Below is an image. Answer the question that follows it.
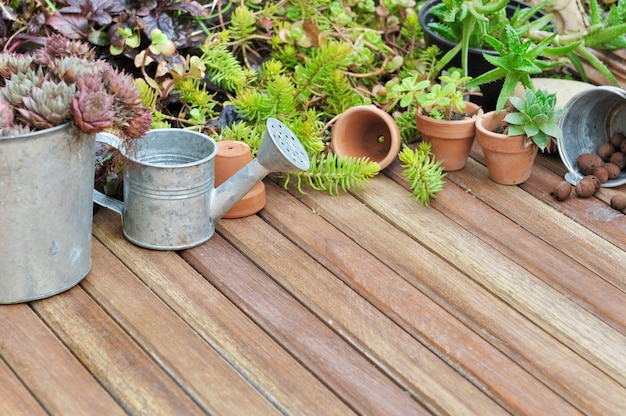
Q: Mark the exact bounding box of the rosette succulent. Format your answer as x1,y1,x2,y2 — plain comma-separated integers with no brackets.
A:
0,34,152,139
503,88,563,151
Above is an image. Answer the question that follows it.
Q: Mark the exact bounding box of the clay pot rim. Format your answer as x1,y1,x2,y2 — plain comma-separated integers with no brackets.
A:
331,105,401,169
476,111,537,154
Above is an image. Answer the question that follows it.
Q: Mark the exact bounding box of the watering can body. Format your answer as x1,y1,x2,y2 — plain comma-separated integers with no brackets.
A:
94,119,309,250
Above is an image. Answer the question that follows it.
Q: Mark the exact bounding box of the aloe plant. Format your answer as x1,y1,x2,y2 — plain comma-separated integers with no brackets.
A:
466,24,576,113
525,0,626,85
427,0,554,77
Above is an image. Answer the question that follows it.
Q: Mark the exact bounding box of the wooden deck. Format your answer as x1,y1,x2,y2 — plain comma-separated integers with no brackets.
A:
1,143,626,415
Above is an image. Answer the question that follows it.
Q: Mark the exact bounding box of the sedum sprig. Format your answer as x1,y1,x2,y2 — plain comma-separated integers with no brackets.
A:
399,142,446,206
281,152,380,196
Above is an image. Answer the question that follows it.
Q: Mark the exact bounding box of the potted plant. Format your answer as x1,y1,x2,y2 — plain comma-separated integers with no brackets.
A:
418,0,554,110
0,34,152,303
419,0,626,110
466,23,575,114
475,87,563,185
386,68,483,171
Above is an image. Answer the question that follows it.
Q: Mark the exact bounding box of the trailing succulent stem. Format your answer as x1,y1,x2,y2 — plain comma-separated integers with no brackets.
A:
281,152,380,196
399,143,446,206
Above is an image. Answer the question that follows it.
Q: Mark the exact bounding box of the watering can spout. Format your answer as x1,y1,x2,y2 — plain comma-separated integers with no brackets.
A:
210,117,310,220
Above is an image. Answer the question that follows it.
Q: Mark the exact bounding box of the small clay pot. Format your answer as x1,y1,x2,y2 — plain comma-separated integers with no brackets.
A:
415,102,483,171
215,141,266,218
330,105,401,169
475,111,538,185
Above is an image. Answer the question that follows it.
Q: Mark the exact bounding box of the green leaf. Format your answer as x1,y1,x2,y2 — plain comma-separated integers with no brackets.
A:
539,120,563,140
504,111,525,124
532,131,549,150
466,67,506,87
508,125,525,136
523,124,539,137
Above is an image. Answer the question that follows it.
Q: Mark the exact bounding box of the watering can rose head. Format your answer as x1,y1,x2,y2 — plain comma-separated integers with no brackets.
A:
0,34,152,139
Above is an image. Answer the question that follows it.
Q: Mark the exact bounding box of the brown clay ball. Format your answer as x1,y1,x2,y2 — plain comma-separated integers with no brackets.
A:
611,194,626,211
576,153,603,175
610,132,625,148
584,175,602,191
575,176,598,198
621,140,626,154
609,152,626,170
604,163,621,179
592,166,609,183
551,181,573,201
597,142,616,162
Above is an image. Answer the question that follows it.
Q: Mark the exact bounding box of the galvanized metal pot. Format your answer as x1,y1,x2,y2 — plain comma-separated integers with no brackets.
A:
558,86,626,187
0,123,95,304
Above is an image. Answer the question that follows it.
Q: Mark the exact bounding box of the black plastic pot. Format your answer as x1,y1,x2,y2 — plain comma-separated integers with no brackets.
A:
418,0,551,111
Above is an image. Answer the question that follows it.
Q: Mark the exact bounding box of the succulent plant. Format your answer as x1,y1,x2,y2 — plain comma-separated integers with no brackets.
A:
0,34,152,140
503,88,563,151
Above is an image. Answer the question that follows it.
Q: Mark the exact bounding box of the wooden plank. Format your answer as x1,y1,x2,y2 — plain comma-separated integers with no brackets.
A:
451,157,626,294
0,303,125,415
276,174,626,414
472,146,626,273
248,181,581,415
185,233,432,416
533,152,626,250
384,158,626,334
30,285,204,416
83,238,281,415
0,355,47,415
92,209,355,416
350,173,626,388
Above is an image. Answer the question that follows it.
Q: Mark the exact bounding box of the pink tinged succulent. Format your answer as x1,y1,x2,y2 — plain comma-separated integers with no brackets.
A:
0,97,14,127
16,80,75,129
1,69,44,106
71,77,116,134
0,54,35,79
34,34,94,66
120,106,153,139
107,66,142,105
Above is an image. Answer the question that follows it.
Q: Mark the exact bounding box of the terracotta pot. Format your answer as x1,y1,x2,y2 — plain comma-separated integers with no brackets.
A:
475,111,539,185
215,141,266,218
331,105,401,169
415,102,483,171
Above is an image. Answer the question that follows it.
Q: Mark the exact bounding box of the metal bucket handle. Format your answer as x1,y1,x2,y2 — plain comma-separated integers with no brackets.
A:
93,132,125,215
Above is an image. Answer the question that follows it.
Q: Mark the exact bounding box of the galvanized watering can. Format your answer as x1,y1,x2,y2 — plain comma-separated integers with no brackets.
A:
93,118,309,250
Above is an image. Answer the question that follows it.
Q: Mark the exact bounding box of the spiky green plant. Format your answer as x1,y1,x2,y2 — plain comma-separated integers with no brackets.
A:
398,142,446,206
200,40,248,93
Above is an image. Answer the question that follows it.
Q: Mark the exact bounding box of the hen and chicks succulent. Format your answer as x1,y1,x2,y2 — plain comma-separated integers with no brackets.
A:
0,34,152,139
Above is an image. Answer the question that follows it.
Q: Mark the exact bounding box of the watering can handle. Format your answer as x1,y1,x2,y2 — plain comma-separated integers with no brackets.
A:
93,132,125,216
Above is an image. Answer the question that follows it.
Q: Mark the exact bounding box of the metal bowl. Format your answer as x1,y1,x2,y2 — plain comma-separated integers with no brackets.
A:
558,86,626,187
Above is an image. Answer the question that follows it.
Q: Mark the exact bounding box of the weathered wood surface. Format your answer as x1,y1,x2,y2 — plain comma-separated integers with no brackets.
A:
1,147,626,415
